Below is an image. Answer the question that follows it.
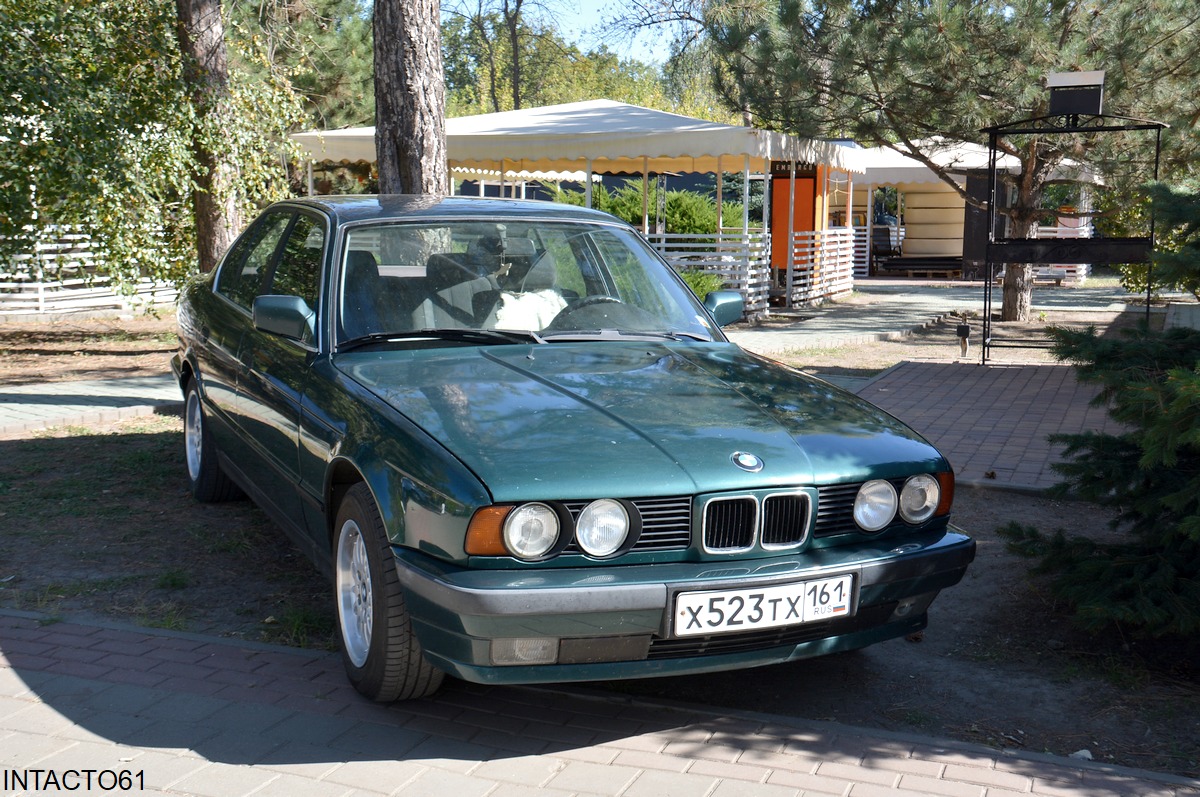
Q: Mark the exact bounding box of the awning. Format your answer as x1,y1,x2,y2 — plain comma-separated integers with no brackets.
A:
290,99,865,176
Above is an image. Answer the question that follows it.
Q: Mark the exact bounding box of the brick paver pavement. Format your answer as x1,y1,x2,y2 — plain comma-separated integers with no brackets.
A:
854,362,1124,491
2,611,1196,796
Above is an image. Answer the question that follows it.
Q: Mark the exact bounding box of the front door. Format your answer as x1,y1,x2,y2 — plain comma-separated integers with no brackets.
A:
235,211,327,542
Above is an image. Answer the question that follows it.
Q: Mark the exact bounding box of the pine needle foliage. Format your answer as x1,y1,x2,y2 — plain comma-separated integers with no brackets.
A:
998,182,1200,638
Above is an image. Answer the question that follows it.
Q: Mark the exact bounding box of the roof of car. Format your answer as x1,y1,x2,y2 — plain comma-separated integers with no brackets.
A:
278,195,628,226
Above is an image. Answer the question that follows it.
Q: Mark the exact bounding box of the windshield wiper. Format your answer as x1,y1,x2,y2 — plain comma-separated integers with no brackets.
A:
339,328,545,351
539,329,712,343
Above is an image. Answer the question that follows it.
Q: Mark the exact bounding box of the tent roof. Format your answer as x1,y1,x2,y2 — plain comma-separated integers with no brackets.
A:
859,140,1101,186
291,99,864,176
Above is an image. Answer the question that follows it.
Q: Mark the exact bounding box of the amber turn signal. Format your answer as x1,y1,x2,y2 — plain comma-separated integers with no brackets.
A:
935,471,955,517
465,506,513,556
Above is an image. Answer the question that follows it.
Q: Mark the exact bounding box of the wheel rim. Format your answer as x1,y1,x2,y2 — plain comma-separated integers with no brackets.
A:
185,390,203,483
335,519,373,668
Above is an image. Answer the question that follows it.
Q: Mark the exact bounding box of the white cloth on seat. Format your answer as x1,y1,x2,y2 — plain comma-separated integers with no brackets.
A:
494,289,567,331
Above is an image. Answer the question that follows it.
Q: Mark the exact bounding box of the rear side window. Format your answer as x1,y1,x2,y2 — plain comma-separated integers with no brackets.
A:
269,213,325,311
215,211,292,310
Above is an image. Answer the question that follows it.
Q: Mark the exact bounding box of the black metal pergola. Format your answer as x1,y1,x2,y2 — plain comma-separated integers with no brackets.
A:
980,108,1168,364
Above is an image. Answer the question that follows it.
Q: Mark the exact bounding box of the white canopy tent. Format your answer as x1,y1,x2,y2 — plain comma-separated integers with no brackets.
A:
856,141,1101,270
291,99,861,177
290,99,864,231
291,100,867,313
858,139,1101,187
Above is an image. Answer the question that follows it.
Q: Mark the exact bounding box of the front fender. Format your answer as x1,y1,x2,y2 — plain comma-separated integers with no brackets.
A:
315,361,492,564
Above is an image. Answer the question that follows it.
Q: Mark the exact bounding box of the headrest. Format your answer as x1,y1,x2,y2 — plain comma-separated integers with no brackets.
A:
503,238,536,258
346,250,378,274
519,252,557,292
426,253,482,290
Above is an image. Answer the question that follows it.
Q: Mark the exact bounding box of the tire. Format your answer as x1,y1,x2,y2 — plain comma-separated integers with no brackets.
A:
334,483,445,701
183,379,242,502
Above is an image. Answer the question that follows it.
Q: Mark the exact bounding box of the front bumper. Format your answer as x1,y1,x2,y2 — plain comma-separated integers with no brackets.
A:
395,526,975,684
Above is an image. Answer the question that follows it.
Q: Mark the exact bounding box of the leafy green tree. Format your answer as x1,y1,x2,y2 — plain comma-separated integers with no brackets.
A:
693,0,1200,321
0,1,192,281
1,1,301,284
442,5,670,116
228,0,374,128
1000,183,1200,639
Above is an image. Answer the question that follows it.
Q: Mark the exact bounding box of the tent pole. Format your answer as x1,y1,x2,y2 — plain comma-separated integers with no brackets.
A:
762,160,770,257
787,147,797,308
585,159,594,209
864,182,875,276
742,156,750,235
716,156,723,233
642,157,649,235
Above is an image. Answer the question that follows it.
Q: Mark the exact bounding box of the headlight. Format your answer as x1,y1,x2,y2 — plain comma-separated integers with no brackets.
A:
503,503,560,559
853,479,897,532
899,474,941,524
576,499,630,557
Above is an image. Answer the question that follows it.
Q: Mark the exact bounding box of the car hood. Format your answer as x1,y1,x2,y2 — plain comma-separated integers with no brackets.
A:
340,342,946,502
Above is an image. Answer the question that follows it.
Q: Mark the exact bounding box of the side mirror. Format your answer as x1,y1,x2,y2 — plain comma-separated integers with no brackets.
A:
253,295,315,342
703,290,744,327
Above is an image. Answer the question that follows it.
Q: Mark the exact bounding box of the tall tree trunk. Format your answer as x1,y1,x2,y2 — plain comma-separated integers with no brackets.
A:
999,151,1056,322
502,0,524,110
175,0,241,273
374,0,447,194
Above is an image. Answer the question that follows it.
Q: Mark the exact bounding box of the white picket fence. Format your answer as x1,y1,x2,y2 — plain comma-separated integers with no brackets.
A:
648,232,772,318
1,229,177,316
782,227,856,306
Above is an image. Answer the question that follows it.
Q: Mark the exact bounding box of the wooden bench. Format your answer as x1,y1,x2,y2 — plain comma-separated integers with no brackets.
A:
877,256,964,279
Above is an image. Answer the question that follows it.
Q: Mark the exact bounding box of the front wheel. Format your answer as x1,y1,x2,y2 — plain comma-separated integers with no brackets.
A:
334,483,445,701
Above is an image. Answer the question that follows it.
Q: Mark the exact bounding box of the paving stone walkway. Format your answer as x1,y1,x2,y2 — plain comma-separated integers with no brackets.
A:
2,611,1196,797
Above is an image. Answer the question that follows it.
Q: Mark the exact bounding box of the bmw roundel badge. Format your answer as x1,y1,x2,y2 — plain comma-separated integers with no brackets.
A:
731,451,764,472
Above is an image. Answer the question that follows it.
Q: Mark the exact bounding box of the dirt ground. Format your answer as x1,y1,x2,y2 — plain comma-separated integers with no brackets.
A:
0,314,177,384
0,308,1196,778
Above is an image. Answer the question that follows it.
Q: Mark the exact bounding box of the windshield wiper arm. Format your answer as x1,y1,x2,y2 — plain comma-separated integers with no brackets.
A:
339,328,545,352
540,329,712,343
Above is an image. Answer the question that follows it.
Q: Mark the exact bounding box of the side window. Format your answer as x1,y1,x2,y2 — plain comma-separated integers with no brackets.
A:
215,211,292,310
269,213,325,311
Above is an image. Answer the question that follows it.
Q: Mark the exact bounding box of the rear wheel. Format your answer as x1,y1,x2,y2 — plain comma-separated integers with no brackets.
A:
183,379,242,502
334,483,445,701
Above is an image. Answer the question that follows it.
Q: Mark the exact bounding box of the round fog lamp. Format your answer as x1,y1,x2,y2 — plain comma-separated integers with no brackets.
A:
854,479,898,532
899,474,940,524
576,499,630,557
503,503,560,559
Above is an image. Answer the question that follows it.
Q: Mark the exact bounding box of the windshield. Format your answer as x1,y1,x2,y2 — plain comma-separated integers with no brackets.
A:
337,219,722,345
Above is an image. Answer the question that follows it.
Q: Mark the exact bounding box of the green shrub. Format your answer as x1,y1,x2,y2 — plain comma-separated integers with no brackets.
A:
677,268,726,298
548,181,723,236
664,190,717,235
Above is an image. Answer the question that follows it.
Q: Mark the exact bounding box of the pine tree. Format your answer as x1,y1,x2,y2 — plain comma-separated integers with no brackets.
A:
702,0,1200,321
1000,183,1200,638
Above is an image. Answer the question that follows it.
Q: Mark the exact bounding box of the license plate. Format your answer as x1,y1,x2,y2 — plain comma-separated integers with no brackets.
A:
673,574,855,637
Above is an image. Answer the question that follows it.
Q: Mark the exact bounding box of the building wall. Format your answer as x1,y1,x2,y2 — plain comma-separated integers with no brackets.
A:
852,179,967,259
895,180,964,257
